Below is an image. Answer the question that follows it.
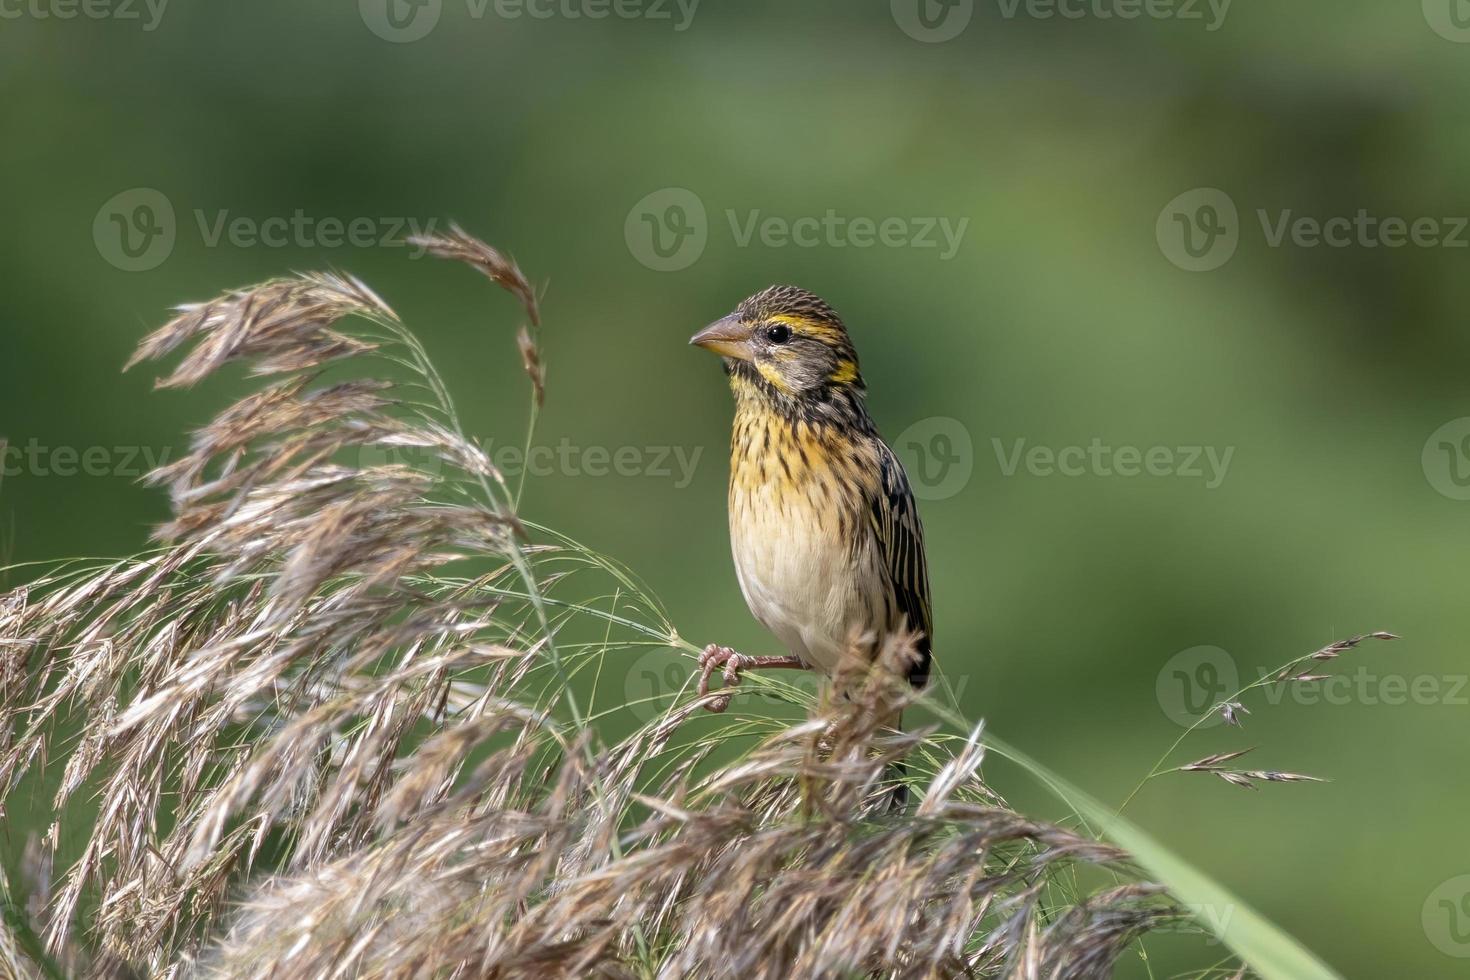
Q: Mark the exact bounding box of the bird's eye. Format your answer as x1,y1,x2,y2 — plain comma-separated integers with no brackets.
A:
765,324,792,345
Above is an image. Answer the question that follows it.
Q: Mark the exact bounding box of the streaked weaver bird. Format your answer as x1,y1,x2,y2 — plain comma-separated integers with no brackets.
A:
690,285,932,727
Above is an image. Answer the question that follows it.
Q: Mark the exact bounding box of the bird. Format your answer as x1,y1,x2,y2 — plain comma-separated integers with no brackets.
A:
689,285,932,728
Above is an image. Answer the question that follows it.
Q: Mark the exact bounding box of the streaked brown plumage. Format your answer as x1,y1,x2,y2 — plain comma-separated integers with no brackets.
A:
690,285,932,721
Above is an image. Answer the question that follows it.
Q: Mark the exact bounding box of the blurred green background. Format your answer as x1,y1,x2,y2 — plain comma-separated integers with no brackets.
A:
3,0,1469,975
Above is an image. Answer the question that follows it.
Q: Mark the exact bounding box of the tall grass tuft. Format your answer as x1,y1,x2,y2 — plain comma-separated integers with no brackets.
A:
0,231,1355,978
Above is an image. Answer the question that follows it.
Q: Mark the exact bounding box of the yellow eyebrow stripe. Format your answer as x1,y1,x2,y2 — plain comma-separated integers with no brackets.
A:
767,313,843,340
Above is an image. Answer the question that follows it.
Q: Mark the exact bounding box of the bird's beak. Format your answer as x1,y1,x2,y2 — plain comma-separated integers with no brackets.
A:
689,315,754,361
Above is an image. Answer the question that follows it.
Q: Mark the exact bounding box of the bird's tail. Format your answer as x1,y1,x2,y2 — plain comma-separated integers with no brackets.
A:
881,709,911,811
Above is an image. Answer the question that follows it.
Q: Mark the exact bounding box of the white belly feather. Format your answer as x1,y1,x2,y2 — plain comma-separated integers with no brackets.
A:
729,480,879,678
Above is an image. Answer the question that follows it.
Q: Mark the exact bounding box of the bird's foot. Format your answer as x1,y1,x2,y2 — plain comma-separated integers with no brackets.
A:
697,644,808,713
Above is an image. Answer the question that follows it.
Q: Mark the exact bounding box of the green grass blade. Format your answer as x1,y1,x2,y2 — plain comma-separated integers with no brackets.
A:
986,735,1342,980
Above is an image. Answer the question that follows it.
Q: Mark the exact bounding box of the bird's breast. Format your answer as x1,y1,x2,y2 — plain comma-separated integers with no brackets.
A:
726,409,882,676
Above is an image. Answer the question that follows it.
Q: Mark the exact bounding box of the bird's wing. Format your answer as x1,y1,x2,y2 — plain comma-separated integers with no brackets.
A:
870,441,933,687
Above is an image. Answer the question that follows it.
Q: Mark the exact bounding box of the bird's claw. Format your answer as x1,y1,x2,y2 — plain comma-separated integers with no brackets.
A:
697,645,811,712
698,644,747,713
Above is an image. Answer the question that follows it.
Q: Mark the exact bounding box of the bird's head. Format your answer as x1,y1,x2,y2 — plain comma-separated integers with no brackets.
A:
690,285,864,402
